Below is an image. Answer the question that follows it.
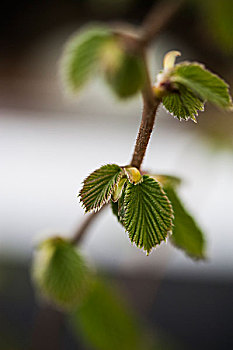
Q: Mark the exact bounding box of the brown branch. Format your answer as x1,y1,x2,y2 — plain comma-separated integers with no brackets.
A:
71,208,104,245
130,51,160,170
140,0,184,47
130,0,184,169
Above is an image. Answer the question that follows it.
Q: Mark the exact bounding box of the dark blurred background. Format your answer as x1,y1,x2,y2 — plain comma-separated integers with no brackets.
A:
1,0,233,349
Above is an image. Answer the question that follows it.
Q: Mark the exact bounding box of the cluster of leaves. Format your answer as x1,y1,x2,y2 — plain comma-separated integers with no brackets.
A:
155,51,232,122
61,27,232,122
79,164,205,258
61,26,146,99
32,238,173,350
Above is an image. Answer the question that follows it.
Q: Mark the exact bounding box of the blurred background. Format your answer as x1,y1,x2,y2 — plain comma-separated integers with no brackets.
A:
1,0,233,349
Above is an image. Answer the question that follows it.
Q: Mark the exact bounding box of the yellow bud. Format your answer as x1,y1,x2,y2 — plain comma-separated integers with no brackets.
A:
124,167,142,184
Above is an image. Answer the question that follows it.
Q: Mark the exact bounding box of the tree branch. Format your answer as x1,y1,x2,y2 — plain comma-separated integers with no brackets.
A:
71,208,104,245
130,0,183,169
130,51,160,170
140,0,184,47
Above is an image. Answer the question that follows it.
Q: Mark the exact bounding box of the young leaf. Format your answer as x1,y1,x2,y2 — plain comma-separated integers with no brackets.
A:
172,63,232,109
162,83,205,122
61,27,112,92
71,278,145,350
165,187,206,259
80,164,123,212
123,175,173,254
111,177,127,225
112,177,127,202
32,237,90,309
105,53,146,98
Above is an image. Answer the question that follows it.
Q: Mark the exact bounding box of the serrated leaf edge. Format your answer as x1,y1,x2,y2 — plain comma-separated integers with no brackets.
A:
161,101,205,123
171,61,233,109
123,176,174,255
79,165,124,213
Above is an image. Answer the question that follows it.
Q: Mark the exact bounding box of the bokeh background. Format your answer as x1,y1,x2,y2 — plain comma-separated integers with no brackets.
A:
1,0,233,349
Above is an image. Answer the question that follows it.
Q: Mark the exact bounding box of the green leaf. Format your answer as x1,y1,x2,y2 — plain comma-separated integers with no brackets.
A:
171,63,232,109
123,175,173,254
61,27,112,92
162,83,205,122
165,187,206,259
61,26,146,99
80,164,123,212
105,53,146,98
32,237,90,309
71,278,145,350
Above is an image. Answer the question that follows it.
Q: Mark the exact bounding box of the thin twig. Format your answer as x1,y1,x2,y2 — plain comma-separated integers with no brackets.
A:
130,0,184,169
71,208,105,245
140,0,184,47
130,50,160,170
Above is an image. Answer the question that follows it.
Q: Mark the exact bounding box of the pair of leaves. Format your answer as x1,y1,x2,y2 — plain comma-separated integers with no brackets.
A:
61,27,146,98
157,52,232,121
32,237,90,309
79,165,205,258
80,164,173,254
